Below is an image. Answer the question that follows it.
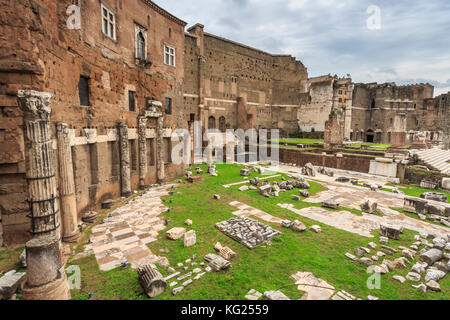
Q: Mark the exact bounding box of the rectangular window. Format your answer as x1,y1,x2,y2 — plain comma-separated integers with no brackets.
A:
78,76,90,106
164,45,175,66
165,97,172,115
128,91,135,112
101,4,115,40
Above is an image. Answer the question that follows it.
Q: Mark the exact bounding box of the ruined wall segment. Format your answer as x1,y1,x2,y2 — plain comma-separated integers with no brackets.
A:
350,82,440,144
184,24,308,136
0,0,186,245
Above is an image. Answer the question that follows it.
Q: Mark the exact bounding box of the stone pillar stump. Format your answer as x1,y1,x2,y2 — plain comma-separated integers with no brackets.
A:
21,235,70,300
56,123,80,243
118,121,132,197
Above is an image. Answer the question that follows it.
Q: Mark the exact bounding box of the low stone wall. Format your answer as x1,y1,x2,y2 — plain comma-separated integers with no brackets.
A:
295,132,324,139
404,167,448,186
279,148,374,173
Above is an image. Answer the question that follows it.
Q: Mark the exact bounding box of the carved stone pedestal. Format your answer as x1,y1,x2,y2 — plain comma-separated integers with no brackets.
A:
21,235,70,300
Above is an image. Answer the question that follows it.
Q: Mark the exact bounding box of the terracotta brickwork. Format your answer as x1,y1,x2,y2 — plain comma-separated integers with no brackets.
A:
350,82,445,144
0,0,186,245
184,24,309,136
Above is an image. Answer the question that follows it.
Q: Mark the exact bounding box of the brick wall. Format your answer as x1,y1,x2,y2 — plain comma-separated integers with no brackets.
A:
0,0,187,245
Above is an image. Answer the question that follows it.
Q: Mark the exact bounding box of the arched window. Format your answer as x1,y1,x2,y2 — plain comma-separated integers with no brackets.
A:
219,116,226,132
136,31,145,59
208,116,216,130
371,99,376,109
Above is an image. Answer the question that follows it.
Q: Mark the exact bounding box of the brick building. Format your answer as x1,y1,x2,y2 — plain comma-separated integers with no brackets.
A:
0,1,448,247
300,77,448,146
0,0,187,245
184,24,309,136
349,82,442,144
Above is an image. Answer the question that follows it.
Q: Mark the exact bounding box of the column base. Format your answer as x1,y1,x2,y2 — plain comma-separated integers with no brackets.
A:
121,191,133,198
63,230,81,243
21,272,71,300
139,184,148,190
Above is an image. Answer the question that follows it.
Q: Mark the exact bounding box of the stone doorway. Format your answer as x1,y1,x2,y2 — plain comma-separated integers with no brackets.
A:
366,129,374,143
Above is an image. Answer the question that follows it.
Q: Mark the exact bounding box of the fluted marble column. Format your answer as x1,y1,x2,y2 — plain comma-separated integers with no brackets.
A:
56,123,80,243
17,90,60,239
118,121,132,197
138,116,148,189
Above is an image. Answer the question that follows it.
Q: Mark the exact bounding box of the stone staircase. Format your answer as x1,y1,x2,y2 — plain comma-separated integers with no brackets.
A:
412,147,450,174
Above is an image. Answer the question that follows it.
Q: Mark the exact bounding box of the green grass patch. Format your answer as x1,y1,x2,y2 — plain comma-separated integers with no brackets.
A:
386,184,450,203
68,163,449,300
0,246,24,274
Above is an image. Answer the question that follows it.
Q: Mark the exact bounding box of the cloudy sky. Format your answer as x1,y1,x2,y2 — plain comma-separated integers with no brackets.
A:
158,0,450,96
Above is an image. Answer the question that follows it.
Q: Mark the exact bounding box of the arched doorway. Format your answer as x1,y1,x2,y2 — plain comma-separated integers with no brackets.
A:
366,129,375,143
219,116,226,132
208,116,216,130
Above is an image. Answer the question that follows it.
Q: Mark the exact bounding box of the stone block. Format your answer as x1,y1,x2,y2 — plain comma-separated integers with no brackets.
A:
183,230,197,247
380,224,402,240
426,203,444,216
362,200,377,214
166,227,186,240
322,200,339,209
291,220,307,232
442,178,450,191
262,291,290,300
420,192,447,203
0,270,26,300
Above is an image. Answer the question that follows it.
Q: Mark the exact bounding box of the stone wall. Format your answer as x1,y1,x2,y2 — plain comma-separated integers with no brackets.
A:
279,148,373,173
184,24,308,136
298,76,353,138
350,82,444,144
0,0,187,245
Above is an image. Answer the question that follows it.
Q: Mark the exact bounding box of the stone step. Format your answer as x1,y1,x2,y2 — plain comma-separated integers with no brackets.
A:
421,153,450,162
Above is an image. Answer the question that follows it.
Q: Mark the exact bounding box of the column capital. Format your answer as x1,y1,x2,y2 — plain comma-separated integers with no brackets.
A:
17,90,52,121
138,116,148,126
56,122,70,136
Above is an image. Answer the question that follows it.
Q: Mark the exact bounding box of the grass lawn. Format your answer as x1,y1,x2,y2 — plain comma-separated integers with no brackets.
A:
270,138,324,145
390,207,448,228
386,184,450,204
348,143,391,150
0,246,24,274
65,163,449,300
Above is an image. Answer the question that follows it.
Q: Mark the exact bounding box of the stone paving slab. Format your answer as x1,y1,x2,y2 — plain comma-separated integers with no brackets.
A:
84,185,174,271
223,175,281,188
279,204,378,237
291,271,336,300
267,164,449,238
229,201,284,224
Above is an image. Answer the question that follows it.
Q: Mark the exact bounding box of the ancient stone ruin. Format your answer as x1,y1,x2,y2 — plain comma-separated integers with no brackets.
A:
215,217,282,249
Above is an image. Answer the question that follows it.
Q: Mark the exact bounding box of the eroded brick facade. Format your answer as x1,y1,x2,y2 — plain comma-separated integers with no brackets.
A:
0,0,187,245
184,24,309,136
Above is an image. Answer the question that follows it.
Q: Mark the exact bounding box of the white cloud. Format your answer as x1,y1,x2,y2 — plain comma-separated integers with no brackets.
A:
156,0,450,89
